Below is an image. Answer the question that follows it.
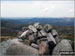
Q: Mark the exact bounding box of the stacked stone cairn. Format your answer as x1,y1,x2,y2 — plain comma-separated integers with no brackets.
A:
3,22,73,56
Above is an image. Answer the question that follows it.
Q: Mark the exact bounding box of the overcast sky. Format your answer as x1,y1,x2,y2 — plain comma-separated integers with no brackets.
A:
1,1,74,18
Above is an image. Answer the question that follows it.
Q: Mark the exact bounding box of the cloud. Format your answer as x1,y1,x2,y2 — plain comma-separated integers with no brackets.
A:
1,1,74,17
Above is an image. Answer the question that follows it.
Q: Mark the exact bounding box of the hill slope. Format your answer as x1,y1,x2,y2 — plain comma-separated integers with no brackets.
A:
1,17,74,26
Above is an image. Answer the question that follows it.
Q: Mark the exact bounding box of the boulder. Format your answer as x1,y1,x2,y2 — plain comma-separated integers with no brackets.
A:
52,39,73,56
5,39,39,55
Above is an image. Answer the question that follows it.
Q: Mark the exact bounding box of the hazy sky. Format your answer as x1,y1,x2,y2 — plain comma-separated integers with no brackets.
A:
1,1,74,17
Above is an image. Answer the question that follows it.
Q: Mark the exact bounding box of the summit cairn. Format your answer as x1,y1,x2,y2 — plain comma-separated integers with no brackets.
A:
18,22,73,55
4,22,73,55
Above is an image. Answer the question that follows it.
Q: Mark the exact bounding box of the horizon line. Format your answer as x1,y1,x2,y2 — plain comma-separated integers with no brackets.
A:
1,17,75,18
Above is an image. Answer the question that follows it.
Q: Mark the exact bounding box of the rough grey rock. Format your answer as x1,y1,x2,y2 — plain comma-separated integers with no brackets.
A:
31,43,39,49
34,22,40,28
52,39,73,56
1,39,39,55
47,33,56,44
51,29,61,44
28,25,37,33
19,30,29,38
44,24,53,32
44,24,60,44
34,22,43,30
40,29,47,36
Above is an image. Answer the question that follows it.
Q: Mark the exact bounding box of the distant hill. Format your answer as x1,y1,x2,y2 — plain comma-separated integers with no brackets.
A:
1,17,74,36
1,19,19,29
1,17,74,26
1,18,74,43
1,19,32,36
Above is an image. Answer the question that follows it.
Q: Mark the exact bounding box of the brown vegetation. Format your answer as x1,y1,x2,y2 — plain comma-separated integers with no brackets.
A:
0,36,16,42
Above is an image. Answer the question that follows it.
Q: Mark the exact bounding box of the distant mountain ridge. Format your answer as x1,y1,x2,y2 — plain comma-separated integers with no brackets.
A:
1,17,74,26
1,17,74,36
